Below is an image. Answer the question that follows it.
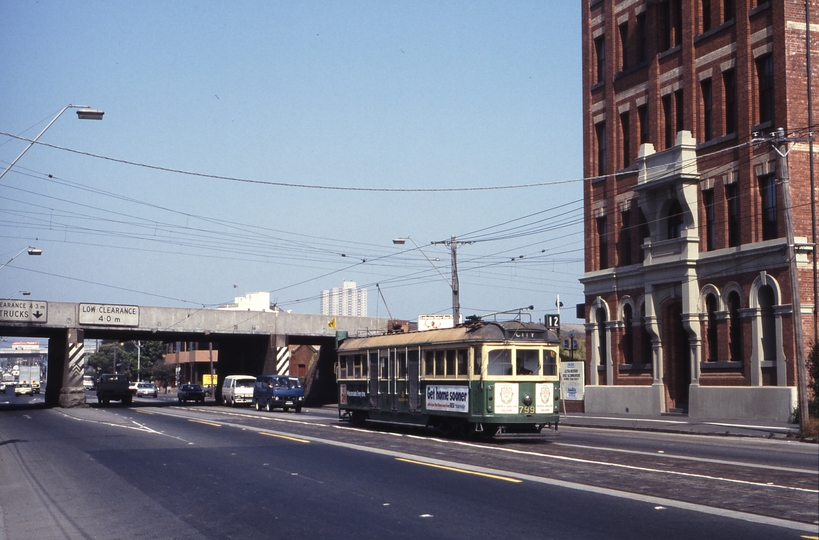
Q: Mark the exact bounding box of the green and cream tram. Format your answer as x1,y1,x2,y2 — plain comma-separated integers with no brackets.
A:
336,318,560,437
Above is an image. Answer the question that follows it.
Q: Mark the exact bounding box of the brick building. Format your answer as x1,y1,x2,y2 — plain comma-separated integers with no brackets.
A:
580,0,817,421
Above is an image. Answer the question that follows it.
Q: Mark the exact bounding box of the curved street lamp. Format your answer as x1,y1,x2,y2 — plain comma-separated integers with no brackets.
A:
0,246,42,271
0,104,104,182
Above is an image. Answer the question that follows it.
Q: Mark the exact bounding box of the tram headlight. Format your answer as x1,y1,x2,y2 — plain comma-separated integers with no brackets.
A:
523,393,532,406
487,405,493,413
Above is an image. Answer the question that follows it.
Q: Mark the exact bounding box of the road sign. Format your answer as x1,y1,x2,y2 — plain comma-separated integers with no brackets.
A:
545,314,560,329
0,300,48,323
79,303,139,326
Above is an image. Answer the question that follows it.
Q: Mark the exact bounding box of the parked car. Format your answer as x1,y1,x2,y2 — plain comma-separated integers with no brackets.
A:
252,375,305,412
15,383,33,397
129,381,138,394
221,375,256,406
177,384,206,403
136,381,158,398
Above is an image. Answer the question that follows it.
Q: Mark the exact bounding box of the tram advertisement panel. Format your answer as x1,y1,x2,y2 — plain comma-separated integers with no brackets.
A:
340,383,367,406
535,382,554,414
425,385,469,413
494,383,519,414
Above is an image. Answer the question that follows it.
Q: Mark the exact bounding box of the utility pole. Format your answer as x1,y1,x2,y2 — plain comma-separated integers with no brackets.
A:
769,128,811,433
431,236,473,324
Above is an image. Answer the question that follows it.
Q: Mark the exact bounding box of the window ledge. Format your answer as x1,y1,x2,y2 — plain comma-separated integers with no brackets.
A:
752,121,773,133
591,81,605,92
615,60,650,80
694,19,735,44
658,45,681,60
701,361,742,370
696,132,737,150
749,2,771,17
618,363,652,372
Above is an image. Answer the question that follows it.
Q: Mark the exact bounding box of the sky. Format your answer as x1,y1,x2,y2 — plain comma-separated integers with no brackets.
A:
0,1,584,326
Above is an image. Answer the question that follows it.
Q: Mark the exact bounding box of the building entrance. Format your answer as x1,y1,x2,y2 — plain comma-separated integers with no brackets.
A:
662,300,690,412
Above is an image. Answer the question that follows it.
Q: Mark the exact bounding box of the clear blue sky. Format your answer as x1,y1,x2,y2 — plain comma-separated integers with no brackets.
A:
1,1,584,323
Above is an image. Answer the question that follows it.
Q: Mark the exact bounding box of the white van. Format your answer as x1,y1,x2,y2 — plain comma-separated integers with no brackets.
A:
221,375,256,406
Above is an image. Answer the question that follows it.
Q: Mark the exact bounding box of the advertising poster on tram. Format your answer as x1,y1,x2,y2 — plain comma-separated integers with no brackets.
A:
493,382,519,414
425,385,469,413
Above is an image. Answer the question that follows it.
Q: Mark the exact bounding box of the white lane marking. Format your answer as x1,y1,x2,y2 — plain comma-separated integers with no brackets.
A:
149,407,818,495
174,406,819,476
57,409,195,444
553,441,819,475
115,407,818,533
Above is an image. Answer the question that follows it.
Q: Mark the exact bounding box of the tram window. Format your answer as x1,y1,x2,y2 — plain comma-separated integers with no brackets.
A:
473,346,482,376
544,350,557,376
353,354,363,378
368,351,377,377
516,349,539,375
380,356,389,379
424,351,435,376
487,349,512,375
457,349,468,377
397,350,407,378
446,350,456,377
435,350,445,376
339,356,348,378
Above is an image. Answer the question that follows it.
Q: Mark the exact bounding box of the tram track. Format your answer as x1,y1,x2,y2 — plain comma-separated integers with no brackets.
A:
137,404,818,527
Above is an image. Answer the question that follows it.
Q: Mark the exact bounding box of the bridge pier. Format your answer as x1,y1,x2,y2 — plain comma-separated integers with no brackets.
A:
59,328,86,408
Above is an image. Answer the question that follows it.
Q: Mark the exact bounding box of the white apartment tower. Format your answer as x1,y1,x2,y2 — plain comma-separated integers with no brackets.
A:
321,281,368,317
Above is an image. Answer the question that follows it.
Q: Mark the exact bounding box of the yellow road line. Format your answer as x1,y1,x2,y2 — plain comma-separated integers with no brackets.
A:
259,432,310,444
396,458,522,483
135,410,154,415
189,419,221,427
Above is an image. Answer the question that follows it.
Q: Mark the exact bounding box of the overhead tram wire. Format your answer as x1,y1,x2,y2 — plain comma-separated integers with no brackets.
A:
2,129,760,194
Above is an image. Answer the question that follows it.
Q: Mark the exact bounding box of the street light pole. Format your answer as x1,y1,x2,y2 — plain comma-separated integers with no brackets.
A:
0,104,104,182
0,246,42,271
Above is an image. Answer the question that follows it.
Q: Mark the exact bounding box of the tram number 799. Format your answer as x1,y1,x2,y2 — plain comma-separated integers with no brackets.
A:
519,405,535,414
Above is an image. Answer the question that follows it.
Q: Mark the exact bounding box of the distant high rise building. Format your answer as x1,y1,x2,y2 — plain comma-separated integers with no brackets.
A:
321,281,368,317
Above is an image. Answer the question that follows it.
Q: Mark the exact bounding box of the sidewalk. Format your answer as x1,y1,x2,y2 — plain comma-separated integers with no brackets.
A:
557,411,802,440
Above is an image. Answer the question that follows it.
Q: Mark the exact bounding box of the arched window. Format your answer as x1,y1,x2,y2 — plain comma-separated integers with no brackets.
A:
727,291,743,363
623,304,634,364
758,285,776,361
667,199,685,239
596,307,607,366
705,294,718,361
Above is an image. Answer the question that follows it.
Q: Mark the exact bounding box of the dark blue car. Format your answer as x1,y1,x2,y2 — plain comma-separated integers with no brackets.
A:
253,375,305,412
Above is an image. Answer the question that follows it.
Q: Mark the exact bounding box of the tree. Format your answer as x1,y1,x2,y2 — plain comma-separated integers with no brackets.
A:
152,359,176,389
135,341,165,381
85,341,136,378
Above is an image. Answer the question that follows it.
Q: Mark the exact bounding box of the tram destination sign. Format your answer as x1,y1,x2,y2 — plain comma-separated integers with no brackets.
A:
79,303,139,327
0,300,48,323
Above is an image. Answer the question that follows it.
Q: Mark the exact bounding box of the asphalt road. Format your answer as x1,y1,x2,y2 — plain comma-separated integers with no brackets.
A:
0,399,816,539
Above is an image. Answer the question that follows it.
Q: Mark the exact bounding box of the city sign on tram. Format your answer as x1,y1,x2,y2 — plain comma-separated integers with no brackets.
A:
79,303,139,326
0,300,48,323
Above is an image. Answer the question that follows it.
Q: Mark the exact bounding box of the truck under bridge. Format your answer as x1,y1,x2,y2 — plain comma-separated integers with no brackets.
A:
0,300,389,408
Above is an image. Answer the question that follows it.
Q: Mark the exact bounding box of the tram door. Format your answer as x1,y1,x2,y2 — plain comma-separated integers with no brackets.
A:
368,351,379,409
408,349,420,412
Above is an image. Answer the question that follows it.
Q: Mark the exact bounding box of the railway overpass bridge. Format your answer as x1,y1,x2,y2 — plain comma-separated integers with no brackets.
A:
0,300,389,408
